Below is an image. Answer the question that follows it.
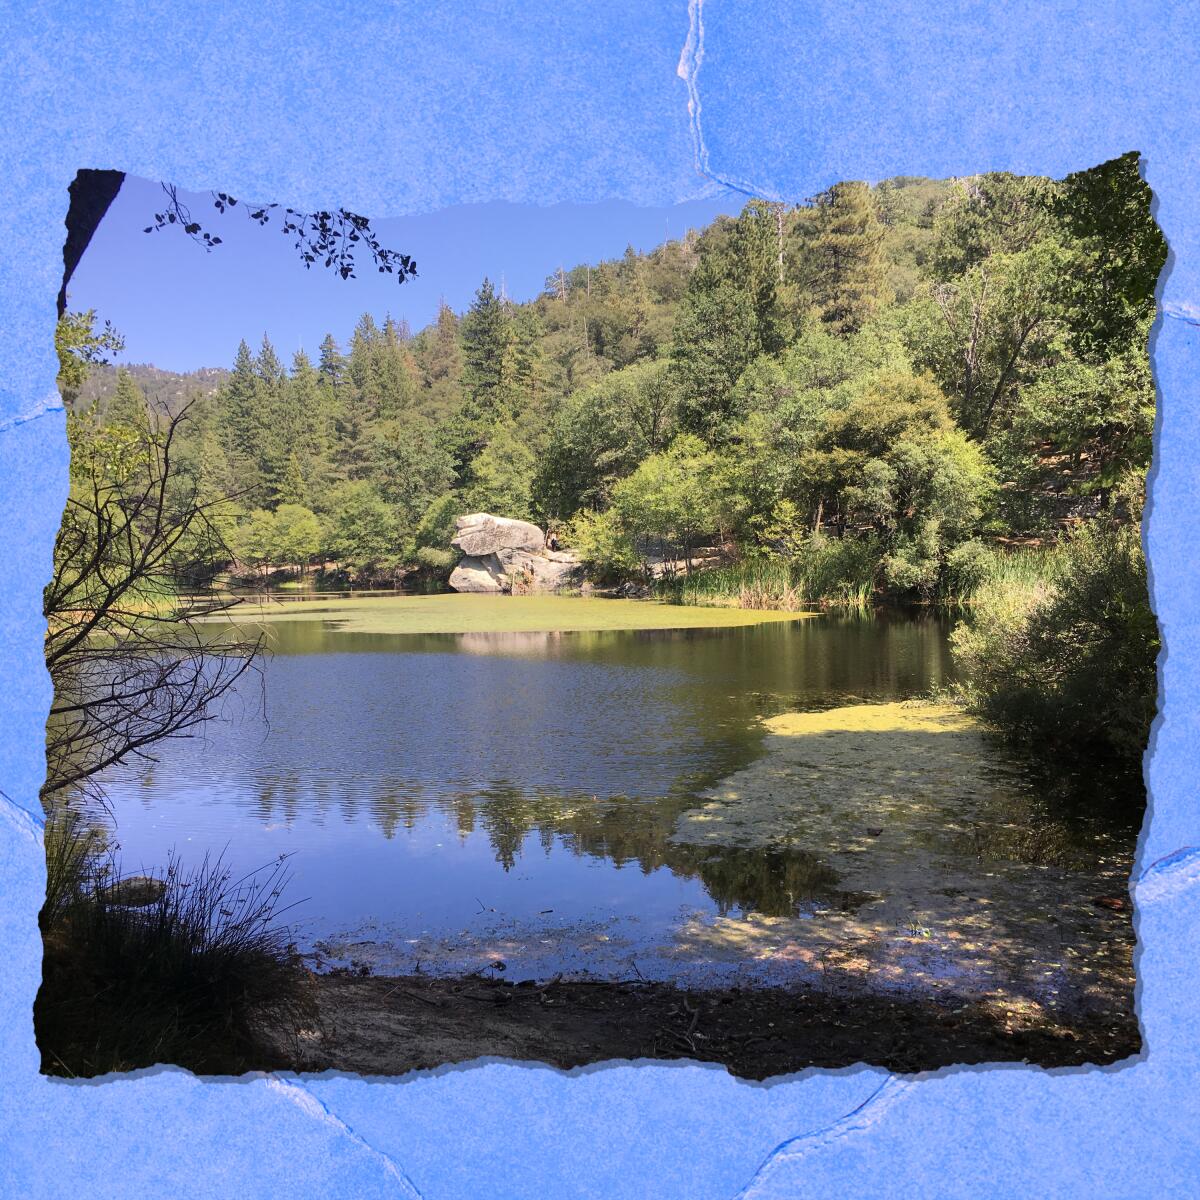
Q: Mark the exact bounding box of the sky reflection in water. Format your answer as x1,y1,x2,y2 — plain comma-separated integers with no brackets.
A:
96,613,1138,1001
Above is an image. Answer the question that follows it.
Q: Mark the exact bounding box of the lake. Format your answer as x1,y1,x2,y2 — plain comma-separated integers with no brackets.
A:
93,595,1140,1017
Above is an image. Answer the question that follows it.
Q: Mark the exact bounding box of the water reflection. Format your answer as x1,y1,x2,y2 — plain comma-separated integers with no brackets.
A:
93,612,1140,1006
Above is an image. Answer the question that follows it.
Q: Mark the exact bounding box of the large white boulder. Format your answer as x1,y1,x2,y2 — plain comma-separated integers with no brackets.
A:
497,547,585,593
446,513,584,594
451,513,545,557
448,554,508,593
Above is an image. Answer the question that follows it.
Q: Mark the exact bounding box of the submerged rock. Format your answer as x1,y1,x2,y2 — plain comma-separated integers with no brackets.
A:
448,512,583,594
108,875,166,907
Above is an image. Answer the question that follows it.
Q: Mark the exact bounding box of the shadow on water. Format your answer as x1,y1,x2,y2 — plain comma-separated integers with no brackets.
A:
425,782,876,918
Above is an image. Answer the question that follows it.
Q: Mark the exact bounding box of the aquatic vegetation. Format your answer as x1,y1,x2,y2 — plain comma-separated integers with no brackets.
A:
660,538,878,611
951,520,1156,765
667,700,1135,1015
219,592,816,636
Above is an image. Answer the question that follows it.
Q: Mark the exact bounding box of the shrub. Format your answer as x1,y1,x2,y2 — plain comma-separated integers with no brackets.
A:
414,492,461,553
566,507,642,582
37,847,314,1077
415,544,455,571
942,539,995,599
951,521,1157,765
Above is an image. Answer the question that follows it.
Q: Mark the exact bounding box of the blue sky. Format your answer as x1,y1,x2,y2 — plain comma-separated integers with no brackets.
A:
67,174,746,373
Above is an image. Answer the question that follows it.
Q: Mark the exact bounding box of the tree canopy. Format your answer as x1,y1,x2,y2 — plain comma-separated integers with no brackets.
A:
75,153,1162,600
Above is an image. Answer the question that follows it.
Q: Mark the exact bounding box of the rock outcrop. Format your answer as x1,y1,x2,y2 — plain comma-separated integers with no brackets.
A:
448,513,584,594
451,513,545,558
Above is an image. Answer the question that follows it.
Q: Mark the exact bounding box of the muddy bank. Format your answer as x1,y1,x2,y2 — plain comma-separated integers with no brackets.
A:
266,969,1138,1080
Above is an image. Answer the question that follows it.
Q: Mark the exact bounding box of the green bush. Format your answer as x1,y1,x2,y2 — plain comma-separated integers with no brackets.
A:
566,507,642,582
414,544,455,571
943,539,995,599
414,492,461,553
951,521,1157,764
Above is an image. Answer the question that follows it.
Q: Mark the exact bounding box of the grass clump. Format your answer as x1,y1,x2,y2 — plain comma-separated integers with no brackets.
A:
662,537,878,611
37,819,314,1077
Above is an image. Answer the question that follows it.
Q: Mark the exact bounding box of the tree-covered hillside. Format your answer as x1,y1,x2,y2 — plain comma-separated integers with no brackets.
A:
80,153,1161,605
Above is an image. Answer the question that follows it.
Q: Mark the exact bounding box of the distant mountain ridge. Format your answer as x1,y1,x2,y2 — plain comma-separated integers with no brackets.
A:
77,362,229,413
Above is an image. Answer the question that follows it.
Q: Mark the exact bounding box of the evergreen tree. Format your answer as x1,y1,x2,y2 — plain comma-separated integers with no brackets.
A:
256,335,300,507
729,199,792,355
798,181,888,335
460,278,513,419
669,258,760,443
255,334,286,388
179,392,232,505
414,301,463,417
217,339,265,499
1053,151,1167,361
287,350,331,494
318,333,348,389
105,368,148,431
465,419,538,522
373,316,417,422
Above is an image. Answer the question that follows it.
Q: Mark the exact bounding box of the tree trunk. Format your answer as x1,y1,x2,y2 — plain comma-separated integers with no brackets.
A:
59,169,126,316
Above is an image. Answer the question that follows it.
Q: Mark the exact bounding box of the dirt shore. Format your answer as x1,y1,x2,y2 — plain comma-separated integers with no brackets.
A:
265,970,1139,1080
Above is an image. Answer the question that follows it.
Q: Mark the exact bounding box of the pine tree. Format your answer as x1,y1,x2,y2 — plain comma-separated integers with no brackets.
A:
799,182,888,335
507,306,545,414
256,335,299,507
105,368,148,431
669,257,760,443
184,393,233,503
288,349,329,482
460,278,513,420
373,316,417,422
256,334,286,388
730,200,792,354
318,333,347,389
413,301,463,419
217,339,265,498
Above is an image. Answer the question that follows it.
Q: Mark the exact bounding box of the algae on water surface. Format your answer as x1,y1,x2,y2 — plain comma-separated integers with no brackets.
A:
217,593,818,636
666,701,1136,1023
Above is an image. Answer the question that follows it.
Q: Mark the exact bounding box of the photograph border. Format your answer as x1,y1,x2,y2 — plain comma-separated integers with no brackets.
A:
1,3,1197,1196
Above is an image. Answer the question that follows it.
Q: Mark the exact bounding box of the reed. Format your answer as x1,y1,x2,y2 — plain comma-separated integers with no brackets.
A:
661,538,877,611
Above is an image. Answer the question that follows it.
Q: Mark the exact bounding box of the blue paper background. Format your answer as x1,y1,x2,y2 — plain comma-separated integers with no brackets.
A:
1,2,1198,1194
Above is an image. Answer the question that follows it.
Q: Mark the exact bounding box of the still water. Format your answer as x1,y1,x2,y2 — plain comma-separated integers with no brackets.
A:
96,602,1138,1007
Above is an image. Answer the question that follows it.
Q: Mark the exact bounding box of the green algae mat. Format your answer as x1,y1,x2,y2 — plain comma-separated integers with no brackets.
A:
219,593,817,636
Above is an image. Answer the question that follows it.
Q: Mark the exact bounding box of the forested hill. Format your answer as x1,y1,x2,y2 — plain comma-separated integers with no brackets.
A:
78,363,228,413
87,153,1163,593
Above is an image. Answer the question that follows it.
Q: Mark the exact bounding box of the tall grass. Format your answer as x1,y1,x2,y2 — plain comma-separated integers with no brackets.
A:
941,539,1065,607
37,834,314,1077
42,809,104,929
661,538,878,610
